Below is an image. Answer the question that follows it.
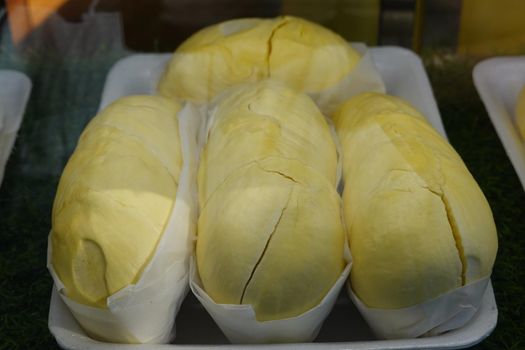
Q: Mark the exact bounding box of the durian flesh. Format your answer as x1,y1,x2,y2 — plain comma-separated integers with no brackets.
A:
197,158,345,321
51,95,182,307
334,92,498,309
197,81,345,321
157,16,360,103
198,80,338,206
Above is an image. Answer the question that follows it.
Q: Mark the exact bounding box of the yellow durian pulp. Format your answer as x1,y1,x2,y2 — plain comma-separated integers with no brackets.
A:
334,92,498,309
197,81,345,321
516,84,525,141
268,17,360,92
51,95,182,307
197,158,345,321
198,80,338,206
158,16,360,103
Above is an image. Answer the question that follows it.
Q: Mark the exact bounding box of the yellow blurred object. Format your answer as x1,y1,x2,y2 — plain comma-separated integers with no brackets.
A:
197,81,344,321
51,96,182,307
458,0,525,55
7,0,68,43
334,93,498,309
516,85,525,141
158,16,360,103
198,80,337,206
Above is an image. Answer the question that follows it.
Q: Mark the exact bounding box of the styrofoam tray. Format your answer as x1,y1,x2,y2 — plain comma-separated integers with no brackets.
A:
49,46,497,349
0,70,31,186
473,56,525,191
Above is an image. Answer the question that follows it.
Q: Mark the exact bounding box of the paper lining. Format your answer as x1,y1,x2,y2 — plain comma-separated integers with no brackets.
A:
189,244,352,344
311,43,386,117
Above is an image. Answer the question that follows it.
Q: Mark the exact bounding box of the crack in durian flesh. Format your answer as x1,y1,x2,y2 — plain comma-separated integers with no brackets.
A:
380,119,468,287
239,182,294,303
425,186,466,285
266,19,290,78
262,170,299,184
350,114,468,289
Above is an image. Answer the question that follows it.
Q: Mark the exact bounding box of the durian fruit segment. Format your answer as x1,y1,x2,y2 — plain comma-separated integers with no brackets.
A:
515,84,525,141
197,157,345,321
334,92,498,309
51,95,182,307
158,18,274,103
268,16,360,93
157,16,360,103
198,80,337,206
197,80,344,321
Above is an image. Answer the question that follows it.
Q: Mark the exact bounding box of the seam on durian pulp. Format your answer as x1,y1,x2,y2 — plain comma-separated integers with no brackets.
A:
432,149,466,286
199,156,298,212
263,170,299,183
378,118,467,286
239,183,294,304
266,20,290,78
425,186,466,286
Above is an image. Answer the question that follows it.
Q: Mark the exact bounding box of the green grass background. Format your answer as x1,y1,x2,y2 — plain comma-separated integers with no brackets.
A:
0,23,524,350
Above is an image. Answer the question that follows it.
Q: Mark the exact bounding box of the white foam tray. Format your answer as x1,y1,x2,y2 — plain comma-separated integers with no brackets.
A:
473,56,525,191
49,46,497,349
0,70,31,186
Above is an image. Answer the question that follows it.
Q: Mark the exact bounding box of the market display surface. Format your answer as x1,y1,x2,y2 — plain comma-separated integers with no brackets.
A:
0,14,523,350
473,57,525,191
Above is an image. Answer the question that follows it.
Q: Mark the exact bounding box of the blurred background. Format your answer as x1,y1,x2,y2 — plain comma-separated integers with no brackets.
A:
1,0,525,55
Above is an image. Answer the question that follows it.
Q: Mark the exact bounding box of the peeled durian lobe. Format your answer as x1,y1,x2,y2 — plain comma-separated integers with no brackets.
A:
51,95,182,307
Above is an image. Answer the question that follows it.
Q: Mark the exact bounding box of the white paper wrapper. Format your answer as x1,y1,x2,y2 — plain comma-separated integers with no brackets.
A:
0,70,31,186
47,102,203,344
311,43,386,116
189,244,352,344
348,277,490,340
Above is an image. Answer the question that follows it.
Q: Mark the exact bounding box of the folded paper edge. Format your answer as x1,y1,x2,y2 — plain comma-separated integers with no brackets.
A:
347,276,490,339
189,241,352,343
